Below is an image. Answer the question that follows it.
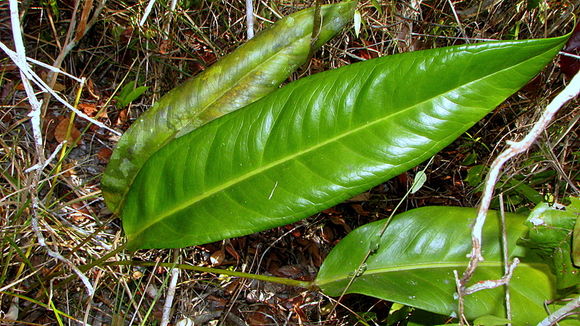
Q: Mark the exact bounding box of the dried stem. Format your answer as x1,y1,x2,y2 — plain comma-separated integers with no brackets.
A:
160,249,180,326
537,296,580,326
6,0,95,297
246,0,255,39
458,71,580,320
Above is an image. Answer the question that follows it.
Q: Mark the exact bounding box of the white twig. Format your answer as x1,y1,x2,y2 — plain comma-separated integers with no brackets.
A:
499,195,512,325
246,0,255,39
26,57,84,82
0,42,120,136
8,0,95,297
464,258,519,295
537,296,580,326
24,141,66,173
140,0,157,26
161,251,180,326
463,71,580,285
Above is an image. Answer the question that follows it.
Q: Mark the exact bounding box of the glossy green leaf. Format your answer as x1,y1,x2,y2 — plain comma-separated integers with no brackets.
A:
101,2,356,214
122,36,567,249
518,202,579,289
315,207,556,325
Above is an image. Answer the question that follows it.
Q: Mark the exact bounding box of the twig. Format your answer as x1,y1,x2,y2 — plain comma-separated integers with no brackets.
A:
0,42,120,136
7,0,95,297
246,0,255,39
537,296,580,326
446,0,469,42
459,71,580,319
140,0,157,26
160,250,180,326
499,195,512,325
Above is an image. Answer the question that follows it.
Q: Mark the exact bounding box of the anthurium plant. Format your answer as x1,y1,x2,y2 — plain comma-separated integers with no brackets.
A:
102,3,577,324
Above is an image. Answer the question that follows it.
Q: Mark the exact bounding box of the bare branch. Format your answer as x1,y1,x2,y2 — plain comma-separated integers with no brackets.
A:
462,71,580,285
537,296,580,326
246,0,255,39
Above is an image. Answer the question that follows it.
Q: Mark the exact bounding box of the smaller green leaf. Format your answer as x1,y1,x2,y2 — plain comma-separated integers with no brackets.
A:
316,207,557,325
572,197,580,265
461,151,478,165
410,171,427,194
507,180,543,204
466,164,487,188
519,202,579,289
370,0,382,15
115,82,149,108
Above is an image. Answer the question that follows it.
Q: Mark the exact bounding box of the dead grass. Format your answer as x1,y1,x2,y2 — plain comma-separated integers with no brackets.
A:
0,0,578,325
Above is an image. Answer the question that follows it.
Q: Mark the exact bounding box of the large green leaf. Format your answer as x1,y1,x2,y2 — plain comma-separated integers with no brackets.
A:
101,2,356,214
122,36,567,249
315,207,556,325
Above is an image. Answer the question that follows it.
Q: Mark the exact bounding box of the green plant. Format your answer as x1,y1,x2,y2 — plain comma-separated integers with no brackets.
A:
117,36,567,249
114,81,149,108
101,1,356,214
101,6,578,324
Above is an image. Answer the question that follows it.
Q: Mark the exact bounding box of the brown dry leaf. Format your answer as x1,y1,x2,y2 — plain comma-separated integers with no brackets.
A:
97,147,113,162
85,78,100,99
116,108,128,126
347,191,370,202
209,249,225,266
307,243,323,267
159,39,173,54
246,306,272,326
53,81,66,92
78,102,98,116
225,244,240,261
75,0,94,41
54,118,81,145
351,203,369,216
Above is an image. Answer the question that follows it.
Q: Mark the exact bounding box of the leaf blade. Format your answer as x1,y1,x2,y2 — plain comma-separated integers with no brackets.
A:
101,2,356,214
315,207,556,325
122,36,568,249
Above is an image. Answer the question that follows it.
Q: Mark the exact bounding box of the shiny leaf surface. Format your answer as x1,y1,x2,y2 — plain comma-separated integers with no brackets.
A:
122,36,567,249
102,2,356,214
315,207,555,325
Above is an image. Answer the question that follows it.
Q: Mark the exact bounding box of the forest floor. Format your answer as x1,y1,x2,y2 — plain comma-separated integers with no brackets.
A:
0,0,578,325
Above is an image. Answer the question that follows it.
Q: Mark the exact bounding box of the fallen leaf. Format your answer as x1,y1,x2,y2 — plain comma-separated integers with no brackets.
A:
54,117,81,145
97,147,113,162
209,249,225,266
78,102,98,116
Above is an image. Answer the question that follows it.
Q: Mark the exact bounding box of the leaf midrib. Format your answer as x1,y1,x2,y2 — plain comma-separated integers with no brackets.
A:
129,41,556,240
314,261,547,287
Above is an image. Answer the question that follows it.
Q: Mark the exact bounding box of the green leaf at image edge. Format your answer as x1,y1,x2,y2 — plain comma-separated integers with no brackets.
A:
315,207,555,325
122,35,568,250
102,2,356,214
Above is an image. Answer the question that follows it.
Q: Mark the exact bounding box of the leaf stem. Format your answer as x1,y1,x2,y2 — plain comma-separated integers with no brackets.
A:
104,260,316,290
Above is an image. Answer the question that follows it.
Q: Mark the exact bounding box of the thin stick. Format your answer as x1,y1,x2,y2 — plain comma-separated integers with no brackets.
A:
246,0,255,39
140,0,157,26
462,71,580,286
160,250,180,326
7,0,95,296
499,195,512,325
537,296,580,326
